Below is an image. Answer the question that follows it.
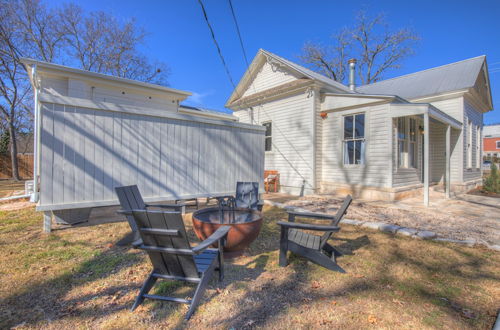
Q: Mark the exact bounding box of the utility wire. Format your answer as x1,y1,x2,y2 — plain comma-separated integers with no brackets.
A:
227,0,249,67
197,0,236,89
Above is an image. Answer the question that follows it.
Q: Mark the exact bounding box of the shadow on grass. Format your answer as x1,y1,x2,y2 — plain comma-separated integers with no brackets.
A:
0,244,142,328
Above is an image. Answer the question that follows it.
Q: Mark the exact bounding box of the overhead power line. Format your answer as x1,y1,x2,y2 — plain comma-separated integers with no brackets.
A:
227,0,250,68
197,0,236,89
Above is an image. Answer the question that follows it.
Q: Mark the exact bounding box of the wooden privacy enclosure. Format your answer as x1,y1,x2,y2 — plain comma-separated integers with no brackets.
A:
39,103,264,211
0,154,33,179
21,58,265,229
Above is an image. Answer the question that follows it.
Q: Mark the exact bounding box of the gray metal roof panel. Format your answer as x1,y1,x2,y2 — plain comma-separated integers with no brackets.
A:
357,56,485,99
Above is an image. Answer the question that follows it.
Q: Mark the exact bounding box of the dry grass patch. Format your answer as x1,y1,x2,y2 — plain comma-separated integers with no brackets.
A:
0,205,498,329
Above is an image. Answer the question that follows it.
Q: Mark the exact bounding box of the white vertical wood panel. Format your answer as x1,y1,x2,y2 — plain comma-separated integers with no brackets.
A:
38,103,264,209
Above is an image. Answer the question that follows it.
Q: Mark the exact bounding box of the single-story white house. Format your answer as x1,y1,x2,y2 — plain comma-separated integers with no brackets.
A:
226,49,494,204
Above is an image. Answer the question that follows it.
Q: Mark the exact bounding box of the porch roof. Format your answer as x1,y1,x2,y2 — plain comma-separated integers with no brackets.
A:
389,103,462,130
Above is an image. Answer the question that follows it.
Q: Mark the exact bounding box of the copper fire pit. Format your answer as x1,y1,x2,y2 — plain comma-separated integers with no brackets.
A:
192,207,263,258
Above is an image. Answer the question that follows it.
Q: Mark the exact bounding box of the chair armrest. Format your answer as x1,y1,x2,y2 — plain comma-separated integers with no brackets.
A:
287,210,337,221
145,203,185,211
192,226,231,254
215,195,235,201
277,221,340,232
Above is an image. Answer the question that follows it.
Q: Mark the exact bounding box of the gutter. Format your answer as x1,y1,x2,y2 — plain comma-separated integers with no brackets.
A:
30,64,40,203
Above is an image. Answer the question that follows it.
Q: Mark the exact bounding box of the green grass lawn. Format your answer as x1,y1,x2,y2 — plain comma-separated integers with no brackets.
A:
0,205,499,329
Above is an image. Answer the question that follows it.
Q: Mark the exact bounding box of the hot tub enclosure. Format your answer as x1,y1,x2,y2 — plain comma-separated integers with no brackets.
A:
21,59,265,232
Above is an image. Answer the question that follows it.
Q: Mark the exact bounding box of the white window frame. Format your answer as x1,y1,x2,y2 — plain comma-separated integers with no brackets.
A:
476,126,481,168
343,113,366,166
496,141,500,149
467,120,472,169
397,117,418,169
409,118,417,168
263,121,272,152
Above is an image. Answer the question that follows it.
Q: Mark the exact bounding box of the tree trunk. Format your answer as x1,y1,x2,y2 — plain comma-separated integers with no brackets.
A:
8,122,20,181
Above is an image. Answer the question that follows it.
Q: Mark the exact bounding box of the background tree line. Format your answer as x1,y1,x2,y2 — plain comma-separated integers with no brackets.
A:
0,0,169,180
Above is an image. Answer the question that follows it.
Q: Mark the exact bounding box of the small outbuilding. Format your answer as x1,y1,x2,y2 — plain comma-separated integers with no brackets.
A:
22,59,265,231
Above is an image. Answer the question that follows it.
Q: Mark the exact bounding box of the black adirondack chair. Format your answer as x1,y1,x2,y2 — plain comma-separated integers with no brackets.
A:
216,182,263,211
118,209,230,320
115,185,184,245
278,195,353,273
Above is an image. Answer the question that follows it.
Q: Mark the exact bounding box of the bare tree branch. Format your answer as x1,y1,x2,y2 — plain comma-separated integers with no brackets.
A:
300,10,419,85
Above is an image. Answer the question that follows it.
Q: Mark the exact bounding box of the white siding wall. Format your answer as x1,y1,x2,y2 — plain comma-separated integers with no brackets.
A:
234,92,315,195
430,121,446,183
429,98,463,183
41,74,178,112
314,88,322,188
242,62,298,97
39,102,264,210
463,100,483,182
321,103,391,188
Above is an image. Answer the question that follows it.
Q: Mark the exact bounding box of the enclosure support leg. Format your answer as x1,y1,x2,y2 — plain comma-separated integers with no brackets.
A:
43,211,52,233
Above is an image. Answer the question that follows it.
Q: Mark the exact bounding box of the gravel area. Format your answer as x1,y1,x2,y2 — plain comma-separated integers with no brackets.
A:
282,194,500,246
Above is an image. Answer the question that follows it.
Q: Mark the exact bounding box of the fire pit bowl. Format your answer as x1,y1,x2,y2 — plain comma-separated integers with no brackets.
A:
192,207,263,258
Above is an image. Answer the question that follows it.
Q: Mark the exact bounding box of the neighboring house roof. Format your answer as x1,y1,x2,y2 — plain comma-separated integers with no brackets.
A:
357,56,488,100
484,124,500,137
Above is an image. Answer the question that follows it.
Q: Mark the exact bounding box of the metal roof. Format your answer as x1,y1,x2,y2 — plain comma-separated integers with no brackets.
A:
356,56,486,100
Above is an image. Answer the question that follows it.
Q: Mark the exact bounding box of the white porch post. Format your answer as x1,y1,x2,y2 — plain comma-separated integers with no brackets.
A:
445,125,451,198
423,113,429,206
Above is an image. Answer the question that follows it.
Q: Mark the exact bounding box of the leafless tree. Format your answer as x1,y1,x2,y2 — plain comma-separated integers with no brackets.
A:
0,0,170,180
300,11,419,85
0,0,59,180
58,4,169,85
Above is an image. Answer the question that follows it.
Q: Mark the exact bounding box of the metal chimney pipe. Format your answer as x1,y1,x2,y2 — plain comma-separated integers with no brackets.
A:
348,58,357,92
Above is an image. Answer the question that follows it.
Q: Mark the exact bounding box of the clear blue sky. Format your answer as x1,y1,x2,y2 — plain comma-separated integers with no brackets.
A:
47,0,500,123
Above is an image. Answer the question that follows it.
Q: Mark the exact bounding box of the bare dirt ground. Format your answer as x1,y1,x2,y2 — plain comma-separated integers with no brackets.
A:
0,205,499,329
0,179,26,197
282,191,500,246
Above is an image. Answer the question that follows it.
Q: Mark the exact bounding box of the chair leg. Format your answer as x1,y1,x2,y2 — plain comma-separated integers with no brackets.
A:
279,228,288,267
185,264,214,320
306,250,346,273
131,271,158,311
323,243,343,258
217,246,224,282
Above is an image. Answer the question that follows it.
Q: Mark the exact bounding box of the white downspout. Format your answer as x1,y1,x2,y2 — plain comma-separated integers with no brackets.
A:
30,64,40,203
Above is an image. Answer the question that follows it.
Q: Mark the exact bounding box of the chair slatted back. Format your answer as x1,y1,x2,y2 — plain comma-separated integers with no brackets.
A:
319,195,353,248
132,210,200,279
115,185,148,233
235,182,259,210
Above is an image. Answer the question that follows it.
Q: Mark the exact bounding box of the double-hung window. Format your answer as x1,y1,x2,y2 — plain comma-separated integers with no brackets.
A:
343,113,365,165
397,117,417,168
398,118,407,167
263,122,272,152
